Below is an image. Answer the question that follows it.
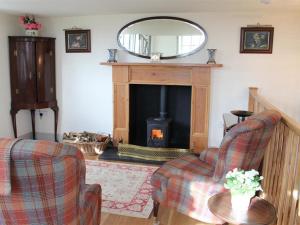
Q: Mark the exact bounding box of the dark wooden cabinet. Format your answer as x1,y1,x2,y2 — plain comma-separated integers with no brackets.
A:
9,36,58,141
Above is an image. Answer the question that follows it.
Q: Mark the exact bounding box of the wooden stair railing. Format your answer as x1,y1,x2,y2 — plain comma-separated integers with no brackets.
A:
249,87,300,225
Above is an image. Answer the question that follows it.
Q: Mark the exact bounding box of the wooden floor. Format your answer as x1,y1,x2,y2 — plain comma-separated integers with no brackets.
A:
100,208,211,225
85,154,212,225
100,213,154,225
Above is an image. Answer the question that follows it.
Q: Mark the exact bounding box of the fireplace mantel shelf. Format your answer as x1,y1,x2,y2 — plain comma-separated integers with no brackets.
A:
101,62,222,68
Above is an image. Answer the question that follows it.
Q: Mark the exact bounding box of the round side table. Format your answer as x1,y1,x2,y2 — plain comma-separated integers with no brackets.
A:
208,192,276,225
230,110,253,123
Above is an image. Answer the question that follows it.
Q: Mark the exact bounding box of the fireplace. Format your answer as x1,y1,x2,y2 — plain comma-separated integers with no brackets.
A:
101,62,222,152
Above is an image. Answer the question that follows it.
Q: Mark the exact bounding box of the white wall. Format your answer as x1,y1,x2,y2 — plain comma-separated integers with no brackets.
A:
0,14,31,137
37,12,300,146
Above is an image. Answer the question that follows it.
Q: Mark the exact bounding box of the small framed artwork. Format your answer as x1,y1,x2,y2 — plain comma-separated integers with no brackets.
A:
65,29,91,53
240,27,274,54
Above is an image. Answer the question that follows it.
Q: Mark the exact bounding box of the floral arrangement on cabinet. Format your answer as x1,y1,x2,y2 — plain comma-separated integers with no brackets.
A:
224,168,263,211
19,15,42,36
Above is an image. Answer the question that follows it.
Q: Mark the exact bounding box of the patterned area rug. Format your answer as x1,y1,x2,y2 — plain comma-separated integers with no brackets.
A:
85,160,159,218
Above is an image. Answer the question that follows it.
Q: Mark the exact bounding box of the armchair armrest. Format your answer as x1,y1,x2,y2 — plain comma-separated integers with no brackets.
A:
80,184,101,206
198,148,219,166
79,184,101,225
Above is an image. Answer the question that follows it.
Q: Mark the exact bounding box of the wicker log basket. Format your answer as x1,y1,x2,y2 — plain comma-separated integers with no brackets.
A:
63,132,111,156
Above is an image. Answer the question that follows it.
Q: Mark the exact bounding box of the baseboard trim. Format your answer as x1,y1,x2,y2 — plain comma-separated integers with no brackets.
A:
19,132,33,139
19,132,62,142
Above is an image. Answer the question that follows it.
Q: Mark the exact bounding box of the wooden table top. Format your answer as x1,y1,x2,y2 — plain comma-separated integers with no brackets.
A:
208,192,276,225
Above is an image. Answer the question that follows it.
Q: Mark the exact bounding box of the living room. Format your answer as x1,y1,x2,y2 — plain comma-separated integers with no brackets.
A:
0,0,299,225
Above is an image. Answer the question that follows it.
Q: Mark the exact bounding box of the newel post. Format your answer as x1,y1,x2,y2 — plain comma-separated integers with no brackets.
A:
248,87,258,112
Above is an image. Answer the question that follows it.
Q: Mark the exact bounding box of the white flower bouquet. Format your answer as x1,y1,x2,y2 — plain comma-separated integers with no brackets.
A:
224,168,263,211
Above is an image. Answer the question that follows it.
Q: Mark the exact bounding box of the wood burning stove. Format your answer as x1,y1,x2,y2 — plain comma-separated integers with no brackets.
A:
147,86,171,147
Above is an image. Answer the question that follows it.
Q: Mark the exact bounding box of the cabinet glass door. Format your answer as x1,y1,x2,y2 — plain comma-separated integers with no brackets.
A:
36,39,56,103
10,41,37,105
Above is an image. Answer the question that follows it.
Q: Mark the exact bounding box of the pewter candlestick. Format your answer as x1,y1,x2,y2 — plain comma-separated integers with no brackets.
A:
206,49,217,64
107,49,118,63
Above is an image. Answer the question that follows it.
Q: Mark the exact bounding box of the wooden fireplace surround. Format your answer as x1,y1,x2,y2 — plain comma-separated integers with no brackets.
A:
101,62,222,152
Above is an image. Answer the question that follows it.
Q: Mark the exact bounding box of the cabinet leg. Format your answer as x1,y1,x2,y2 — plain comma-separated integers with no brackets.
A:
10,109,18,138
51,106,59,142
31,109,36,140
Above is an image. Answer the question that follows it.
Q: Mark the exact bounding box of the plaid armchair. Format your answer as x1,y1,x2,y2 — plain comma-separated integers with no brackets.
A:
151,110,281,224
0,138,101,225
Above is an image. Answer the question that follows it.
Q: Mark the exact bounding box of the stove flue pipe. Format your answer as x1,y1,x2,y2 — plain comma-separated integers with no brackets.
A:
160,85,167,119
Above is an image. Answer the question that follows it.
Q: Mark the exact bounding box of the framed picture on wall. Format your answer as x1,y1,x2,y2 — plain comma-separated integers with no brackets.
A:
240,27,274,54
65,29,91,53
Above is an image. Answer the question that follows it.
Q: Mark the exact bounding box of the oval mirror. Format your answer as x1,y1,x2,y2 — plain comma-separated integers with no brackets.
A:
117,16,207,59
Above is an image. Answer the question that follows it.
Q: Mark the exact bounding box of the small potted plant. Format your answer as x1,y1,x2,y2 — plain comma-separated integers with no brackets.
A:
224,168,263,211
19,15,42,36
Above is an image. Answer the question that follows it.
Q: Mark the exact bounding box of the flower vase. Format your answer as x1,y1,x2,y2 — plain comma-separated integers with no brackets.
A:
25,29,39,37
230,192,254,212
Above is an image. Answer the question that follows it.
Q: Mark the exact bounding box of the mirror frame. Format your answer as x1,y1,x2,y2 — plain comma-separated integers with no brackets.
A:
117,16,208,59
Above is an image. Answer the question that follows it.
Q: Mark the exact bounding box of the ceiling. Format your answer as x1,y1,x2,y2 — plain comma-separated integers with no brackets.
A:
0,0,300,17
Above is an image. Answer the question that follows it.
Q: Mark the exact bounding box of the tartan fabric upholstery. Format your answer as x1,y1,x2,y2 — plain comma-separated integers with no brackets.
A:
198,148,219,167
214,110,282,181
151,110,281,224
0,138,20,195
0,138,101,225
